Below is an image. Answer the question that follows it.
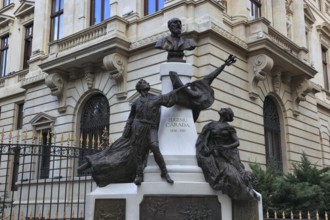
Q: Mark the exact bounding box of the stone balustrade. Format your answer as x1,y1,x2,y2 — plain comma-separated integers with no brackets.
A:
268,27,300,58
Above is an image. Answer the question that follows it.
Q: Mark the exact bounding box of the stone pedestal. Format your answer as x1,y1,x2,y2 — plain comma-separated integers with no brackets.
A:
86,181,233,220
158,62,197,156
156,62,200,177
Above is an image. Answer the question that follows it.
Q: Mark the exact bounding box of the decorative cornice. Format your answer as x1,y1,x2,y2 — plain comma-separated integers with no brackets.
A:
14,1,34,19
317,22,330,46
0,3,15,14
210,21,248,49
0,15,14,28
130,30,169,50
21,72,47,89
30,112,56,131
304,3,316,25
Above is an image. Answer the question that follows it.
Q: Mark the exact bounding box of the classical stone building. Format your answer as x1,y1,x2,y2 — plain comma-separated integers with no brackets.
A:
1,0,330,218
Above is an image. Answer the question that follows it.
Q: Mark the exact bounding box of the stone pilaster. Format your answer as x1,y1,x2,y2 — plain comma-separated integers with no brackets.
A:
231,0,249,19
292,0,307,48
272,0,287,36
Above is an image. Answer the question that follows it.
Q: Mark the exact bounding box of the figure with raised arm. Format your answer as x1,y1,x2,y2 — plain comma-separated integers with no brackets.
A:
123,79,189,185
169,54,236,120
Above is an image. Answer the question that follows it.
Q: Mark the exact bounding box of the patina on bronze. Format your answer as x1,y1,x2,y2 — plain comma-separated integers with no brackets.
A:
140,195,221,220
155,17,196,62
94,199,125,219
169,54,236,121
196,107,259,200
78,79,189,187
124,79,189,185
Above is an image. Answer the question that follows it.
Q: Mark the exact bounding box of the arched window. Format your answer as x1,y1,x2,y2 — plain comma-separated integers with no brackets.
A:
80,93,110,149
79,93,109,175
263,96,283,171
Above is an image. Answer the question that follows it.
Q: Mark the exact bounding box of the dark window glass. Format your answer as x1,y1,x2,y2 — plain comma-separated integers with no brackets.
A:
50,0,64,41
39,131,51,179
144,0,165,15
11,147,20,191
16,103,24,130
250,0,261,19
3,0,11,7
322,47,329,90
79,94,110,175
91,0,111,25
263,96,282,171
0,35,9,78
23,24,33,69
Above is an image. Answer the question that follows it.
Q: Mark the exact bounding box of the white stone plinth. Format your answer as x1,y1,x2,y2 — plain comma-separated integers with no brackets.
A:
85,181,234,220
158,62,198,157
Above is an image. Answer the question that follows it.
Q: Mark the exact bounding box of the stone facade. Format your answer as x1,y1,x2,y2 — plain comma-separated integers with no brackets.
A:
1,0,330,189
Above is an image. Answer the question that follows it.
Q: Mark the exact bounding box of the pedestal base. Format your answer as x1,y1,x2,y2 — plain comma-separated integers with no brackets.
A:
86,182,232,220
86,166,263,220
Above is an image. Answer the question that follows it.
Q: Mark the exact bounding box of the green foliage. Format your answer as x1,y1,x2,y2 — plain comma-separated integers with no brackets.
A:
250,153,330,214
249,162,280,210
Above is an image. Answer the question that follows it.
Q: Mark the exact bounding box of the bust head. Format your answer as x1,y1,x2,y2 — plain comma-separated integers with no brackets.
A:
168,17,182,36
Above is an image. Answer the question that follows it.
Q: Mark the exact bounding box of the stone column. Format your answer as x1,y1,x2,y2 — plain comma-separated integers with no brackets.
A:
292,0,307,48
32,0,51,56
271,0,287,36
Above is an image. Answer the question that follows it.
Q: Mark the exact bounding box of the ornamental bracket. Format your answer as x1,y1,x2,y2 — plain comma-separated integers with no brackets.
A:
45,69,67,113
103,53,128,99
248,54,274,99
291,77,321,116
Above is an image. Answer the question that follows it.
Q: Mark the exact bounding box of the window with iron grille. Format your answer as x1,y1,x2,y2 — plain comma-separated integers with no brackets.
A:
11,147,20,191
23,24,33,69
263,96,283,171
322,46,329,90
144,0,165,15
50,0,64,41
250,0,261,19
91,0,110,25
16,103,24,130
0,35,9,78
79,93,110,175
39,131,52,179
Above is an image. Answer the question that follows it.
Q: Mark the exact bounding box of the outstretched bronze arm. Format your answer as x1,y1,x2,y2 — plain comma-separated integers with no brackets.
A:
203,54,237,86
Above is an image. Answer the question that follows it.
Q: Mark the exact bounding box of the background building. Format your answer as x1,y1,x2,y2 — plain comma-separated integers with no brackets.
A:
1,0,330,219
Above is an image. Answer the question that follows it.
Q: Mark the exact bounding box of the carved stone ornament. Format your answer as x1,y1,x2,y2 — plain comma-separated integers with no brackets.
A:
94,199,125,220
248,54,274,99
103,53,128,98
291,78,321,116
272,67,282,94
45,72,65,97
85,72,95,90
